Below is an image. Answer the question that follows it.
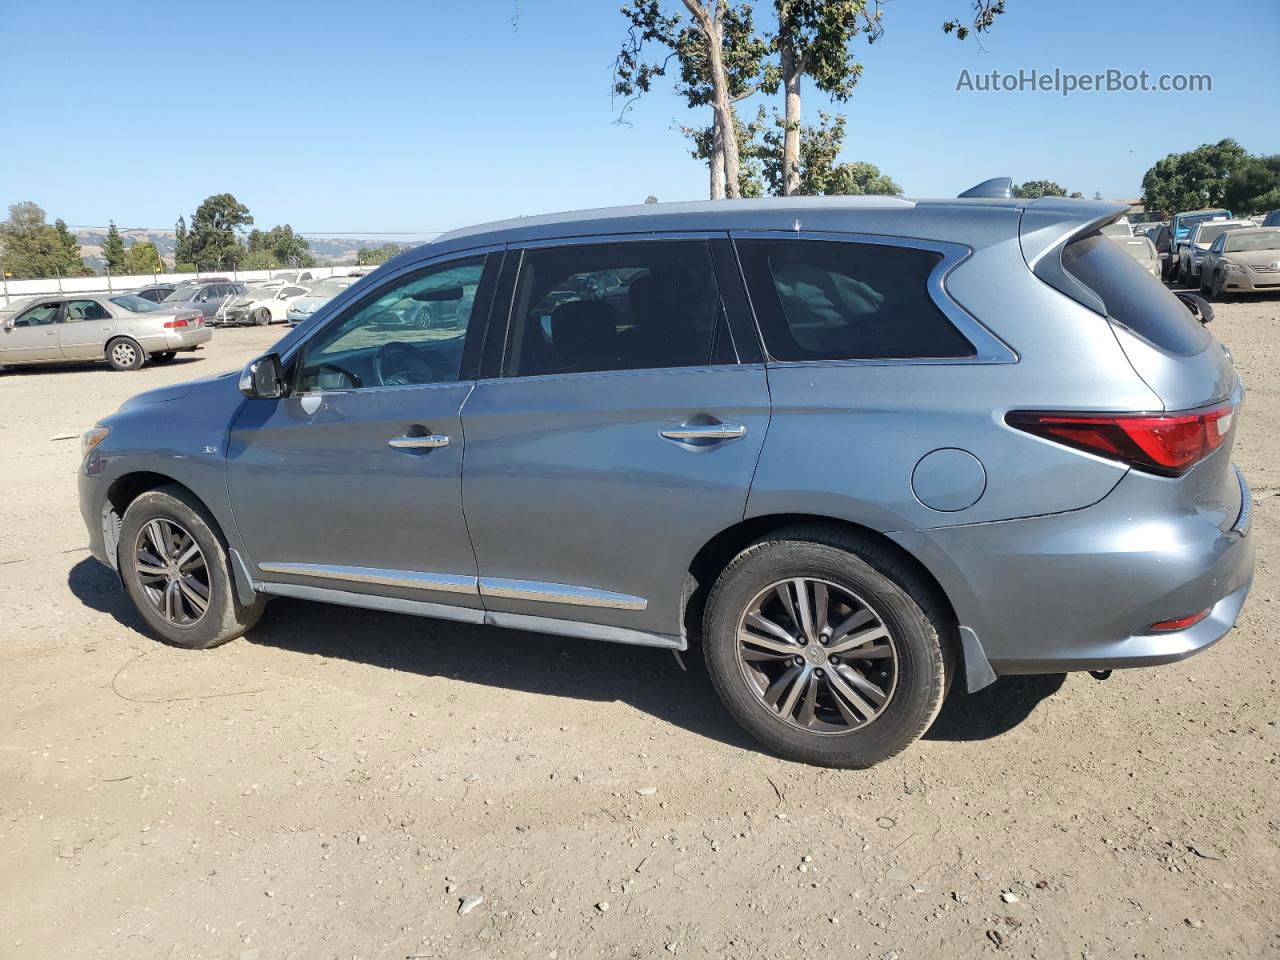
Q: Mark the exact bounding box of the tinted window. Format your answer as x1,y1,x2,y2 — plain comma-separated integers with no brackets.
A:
1062,232,1210,356
506,241,722,377
736,239,974,361
298,257,484,392
63,299,111,321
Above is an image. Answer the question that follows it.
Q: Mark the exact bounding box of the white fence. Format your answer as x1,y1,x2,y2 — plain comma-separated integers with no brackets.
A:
0,265,367,307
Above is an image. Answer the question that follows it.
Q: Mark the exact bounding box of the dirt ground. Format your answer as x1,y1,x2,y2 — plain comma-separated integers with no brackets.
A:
1,304,1277,960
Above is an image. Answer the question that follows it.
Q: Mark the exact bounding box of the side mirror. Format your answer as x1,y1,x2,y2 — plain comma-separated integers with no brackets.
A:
239,353,285,398
1175,292,1214,325
3,318,13,332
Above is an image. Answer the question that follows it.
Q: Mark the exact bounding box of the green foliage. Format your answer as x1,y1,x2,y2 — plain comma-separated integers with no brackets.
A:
357,244,403,266
1012,180,1083,199
102,221,127,273
246,224,315,268
683,105,768,196
754,111,899,195
0,202,90,279
185,193,254,270
174,216,192,265
123,242,162,275
1140,139,1249,218
1222,155,1280,216
776,0,882,102
942,0,1006,39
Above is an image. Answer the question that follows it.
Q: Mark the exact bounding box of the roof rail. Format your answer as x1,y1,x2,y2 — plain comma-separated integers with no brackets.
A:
958,177,1014,199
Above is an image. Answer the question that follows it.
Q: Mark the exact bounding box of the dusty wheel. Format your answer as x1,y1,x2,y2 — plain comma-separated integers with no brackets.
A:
254,307,272,326
118,486,264,649
151,351,177,364
702,527,950,768
107,337,145,371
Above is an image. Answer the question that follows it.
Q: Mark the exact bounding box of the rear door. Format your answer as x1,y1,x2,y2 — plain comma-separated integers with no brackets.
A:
1,301,65,362
59,299,115,359
460,236,769,641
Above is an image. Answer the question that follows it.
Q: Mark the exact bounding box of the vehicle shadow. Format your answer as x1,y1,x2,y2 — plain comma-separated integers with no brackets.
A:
67,557,1063,752
0,356,205,376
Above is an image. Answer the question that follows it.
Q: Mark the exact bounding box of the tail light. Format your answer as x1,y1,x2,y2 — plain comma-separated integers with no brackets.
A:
1149,608,1211,632
1006,401,1233,477
163,317,189,329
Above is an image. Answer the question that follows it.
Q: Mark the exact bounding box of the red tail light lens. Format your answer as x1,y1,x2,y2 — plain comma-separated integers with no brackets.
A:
1007,402,1234,476
163,317,189,329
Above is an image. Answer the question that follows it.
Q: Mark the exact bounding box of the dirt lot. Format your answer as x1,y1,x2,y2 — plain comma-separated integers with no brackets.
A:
1,305,1278,960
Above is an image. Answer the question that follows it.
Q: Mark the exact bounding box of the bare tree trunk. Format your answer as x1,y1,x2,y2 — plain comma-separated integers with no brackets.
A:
685,0,738,199
779,32,802,196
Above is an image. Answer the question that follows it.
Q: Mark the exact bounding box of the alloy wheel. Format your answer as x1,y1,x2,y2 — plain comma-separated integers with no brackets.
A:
133,518,211,626
111,342,137,367
736,578,899,734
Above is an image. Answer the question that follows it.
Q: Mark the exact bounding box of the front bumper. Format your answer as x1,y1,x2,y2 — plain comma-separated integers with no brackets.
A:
1224,270,1280,292
891,462,1255,677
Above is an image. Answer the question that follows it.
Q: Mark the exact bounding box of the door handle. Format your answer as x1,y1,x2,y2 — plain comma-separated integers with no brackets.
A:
388,434,450,450
660,421,747,442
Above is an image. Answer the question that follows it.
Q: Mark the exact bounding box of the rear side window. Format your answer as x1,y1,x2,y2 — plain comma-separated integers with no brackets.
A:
1061,233,1209,356
736,239,975,361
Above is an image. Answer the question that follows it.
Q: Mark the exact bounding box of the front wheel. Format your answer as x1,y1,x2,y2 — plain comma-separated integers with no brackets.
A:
118,486,264,649
107,337,145,371
254,307,272,326
702,528,949,768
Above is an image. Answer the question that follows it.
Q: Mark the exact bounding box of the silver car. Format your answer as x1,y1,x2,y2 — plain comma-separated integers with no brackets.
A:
76,188,1254,767
1,293,210,371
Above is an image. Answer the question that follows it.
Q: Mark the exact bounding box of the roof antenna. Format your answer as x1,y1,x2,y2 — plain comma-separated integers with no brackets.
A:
958,177,1014,199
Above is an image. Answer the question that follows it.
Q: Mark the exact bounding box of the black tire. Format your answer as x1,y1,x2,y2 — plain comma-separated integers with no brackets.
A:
106,337,145,371
151,351,177,364
702,527,951,768
254,307,272,326
118,486,265,649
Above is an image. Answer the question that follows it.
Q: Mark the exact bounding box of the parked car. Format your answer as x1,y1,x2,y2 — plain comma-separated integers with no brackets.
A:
1150,223,1177,279
77,191,1253,768
1261,210,1280,227
131,284,178,303
286,276,357,326
1170,209,1232,274
160,281,247,323
1111,234,1161,278
1178,219,1256,285
1,293,209,371
1199,227,1280,298
269,270,317,285
220,283,311,326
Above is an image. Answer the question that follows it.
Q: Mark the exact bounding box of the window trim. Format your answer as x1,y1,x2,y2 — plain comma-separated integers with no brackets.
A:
490,231,751,382
729,230,1016,367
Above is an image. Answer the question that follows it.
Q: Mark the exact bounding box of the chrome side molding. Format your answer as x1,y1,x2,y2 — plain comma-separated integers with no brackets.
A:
480,578,648,610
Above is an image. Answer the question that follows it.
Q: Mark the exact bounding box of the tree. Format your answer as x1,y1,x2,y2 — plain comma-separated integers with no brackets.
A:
615,1,770,199
0,202,89,279
1222,154,1280,215
123,242,162,275
1012,180,1083,199
174,215,193,266
185,193,253,270
246,224,315,268
755,111,898,195
357,243,403,266
1140,138,1249,218
102,221,127,273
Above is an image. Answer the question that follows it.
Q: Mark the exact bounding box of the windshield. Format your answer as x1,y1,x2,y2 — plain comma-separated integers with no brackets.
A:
1225,231,1280,253
110,295,162,313
1196,223,1249,245
162,286,197,302
306,279,351,298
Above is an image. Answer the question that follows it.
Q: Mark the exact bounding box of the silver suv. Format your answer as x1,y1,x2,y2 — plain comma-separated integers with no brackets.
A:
77,189,1254,767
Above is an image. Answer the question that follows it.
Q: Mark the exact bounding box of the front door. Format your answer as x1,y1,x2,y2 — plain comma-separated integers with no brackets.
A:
461,238,770,640
1,301,64,363
59,299,116,359
226,253,497,611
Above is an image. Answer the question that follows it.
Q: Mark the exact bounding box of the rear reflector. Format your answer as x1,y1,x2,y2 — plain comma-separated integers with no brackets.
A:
163,317,189,329
1006,401,1233,477
1149,608,1211,632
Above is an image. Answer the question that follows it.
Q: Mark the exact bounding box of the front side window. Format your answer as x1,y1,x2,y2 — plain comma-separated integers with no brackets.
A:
63,299,111,322
736,239,975,361
14,303,61,327
297,256,484,392
506,240,723,377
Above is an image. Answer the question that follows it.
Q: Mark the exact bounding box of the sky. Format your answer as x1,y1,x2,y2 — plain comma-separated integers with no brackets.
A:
4,0,1278,239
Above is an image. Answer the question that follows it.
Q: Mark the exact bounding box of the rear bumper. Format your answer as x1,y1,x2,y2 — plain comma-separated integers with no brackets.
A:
165,328,211,350
891,462,1254,677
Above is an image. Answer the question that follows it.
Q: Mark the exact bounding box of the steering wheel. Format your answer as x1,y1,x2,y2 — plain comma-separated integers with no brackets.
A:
374,340,446,386
309,361,362,389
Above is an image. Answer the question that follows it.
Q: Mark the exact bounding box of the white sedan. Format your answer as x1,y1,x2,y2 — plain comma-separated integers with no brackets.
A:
219,284,313,326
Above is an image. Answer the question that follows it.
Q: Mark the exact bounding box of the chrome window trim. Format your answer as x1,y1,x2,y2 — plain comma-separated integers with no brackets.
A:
257,562,478,595
728,229,1018,366
506,230,728,251
479,577,647,611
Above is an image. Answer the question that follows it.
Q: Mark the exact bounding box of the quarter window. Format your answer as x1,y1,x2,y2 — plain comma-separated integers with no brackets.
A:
736,239,975,361
505,241,724,377
297,257,484,392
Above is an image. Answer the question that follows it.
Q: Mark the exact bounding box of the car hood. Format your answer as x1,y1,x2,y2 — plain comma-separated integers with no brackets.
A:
288,296,329,310
117,370,239,411
1226,249,1280,266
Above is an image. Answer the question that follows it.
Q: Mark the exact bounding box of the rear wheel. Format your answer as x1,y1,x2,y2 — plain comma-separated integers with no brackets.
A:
254,307,272,326
118,486,265,649
702,528,949,768
107,337,145,371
